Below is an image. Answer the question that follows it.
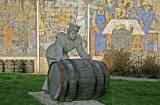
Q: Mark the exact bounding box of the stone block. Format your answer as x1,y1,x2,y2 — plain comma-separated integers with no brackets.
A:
28,92,104,105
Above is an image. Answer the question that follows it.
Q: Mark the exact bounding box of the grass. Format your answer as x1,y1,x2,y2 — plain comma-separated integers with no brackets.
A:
0,73,160,105
0,73,46,105
98,79,160,105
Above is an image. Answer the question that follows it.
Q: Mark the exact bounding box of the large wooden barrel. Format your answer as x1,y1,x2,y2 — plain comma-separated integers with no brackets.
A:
0,60,4,72
4,60,15,72
15,60,24,73
24,60,34,73
48,59,110,101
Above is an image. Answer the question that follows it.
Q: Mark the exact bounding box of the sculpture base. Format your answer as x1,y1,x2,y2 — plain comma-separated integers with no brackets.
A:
28,92,104,105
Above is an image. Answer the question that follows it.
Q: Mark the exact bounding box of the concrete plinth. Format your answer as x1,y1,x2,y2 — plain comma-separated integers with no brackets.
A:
28,92,104,105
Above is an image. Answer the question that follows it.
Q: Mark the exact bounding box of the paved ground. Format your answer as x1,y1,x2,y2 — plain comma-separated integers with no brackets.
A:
111,76,160,82
28,92,104,105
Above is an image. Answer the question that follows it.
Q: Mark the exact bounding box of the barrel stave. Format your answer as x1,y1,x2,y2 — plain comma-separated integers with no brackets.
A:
91,61,105,98
99,61,110,94
48,63,62,100
61,60,77,101
68,59,95,100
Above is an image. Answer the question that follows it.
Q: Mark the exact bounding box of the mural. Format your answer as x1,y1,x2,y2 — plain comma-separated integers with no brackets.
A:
39,0,160,57
89,0,160,56
39,0,89,57
0,0,159,57
0,0,37,57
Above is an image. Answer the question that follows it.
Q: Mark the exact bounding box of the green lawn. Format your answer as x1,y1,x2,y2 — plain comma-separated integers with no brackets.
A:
0,73,160,105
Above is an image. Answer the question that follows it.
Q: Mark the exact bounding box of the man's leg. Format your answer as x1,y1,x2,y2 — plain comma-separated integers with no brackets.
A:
42,57,56,92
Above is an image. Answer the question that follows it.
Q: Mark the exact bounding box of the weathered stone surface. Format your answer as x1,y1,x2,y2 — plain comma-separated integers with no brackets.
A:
28,92,104,105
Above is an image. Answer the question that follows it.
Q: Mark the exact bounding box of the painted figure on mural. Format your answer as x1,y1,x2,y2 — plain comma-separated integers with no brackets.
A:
75,4,88,37
57,10,67,32
139,2,156,50
42,23,92,93
31,26,37,48
136,0,143,20
123,0,131,7
3,22,13,46
0,19,3,45
12,23,19,45
127,1,138,20
39,14,45,36
115,0,127,19
19,22,28,54
105,0,117,19
74,4,88,54
92,3,109,54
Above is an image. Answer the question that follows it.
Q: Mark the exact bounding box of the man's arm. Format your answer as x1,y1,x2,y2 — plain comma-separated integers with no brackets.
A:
76,37,92,59
105,10,110,22
92,11,97,26
55,36,64,61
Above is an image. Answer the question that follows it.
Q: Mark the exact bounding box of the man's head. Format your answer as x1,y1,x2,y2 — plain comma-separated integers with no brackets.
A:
129,1,134,8
142,1,153,12
96,2,105,11
144,4,152,12
107,0,114,7
67,23,80,40
137,0,142,7
117,0,124,7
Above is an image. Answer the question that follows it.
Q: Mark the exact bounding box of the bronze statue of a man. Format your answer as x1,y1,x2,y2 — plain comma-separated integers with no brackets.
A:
42,23,92,92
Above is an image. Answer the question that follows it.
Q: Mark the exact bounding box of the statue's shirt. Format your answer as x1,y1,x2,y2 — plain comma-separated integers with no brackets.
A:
46,32,81,59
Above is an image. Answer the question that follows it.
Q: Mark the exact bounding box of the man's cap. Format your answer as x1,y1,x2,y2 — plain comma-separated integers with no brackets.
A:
68,23,80,32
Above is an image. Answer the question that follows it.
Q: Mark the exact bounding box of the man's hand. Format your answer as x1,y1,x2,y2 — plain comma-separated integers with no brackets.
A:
56,55,68,61
56,57,63,61
83,54,92,60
